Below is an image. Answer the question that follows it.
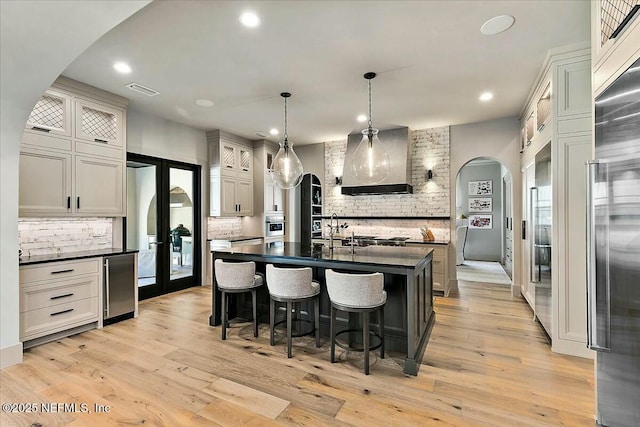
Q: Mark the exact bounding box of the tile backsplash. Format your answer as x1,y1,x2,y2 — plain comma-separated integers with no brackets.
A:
321,218,450,241
18,218,113,256
207,217,242,239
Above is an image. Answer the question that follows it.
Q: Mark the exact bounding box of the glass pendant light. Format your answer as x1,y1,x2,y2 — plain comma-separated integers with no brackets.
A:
271,92,304,189
352,72,390,185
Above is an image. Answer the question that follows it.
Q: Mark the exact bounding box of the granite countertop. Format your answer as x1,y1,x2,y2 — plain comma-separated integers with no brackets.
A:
208,236,263,242
19,248,139,266
213,242,433,269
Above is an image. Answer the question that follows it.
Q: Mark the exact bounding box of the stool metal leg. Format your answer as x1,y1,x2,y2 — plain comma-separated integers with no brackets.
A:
286,301,293,358
221,290,227,340
379,306,385,359
252,289,258,337
330,305,336,363
269,298,275,346
363,312,370,375
314,297,320,347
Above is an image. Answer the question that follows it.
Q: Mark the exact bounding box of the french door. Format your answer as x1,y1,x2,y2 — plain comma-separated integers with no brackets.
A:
126,153,201,300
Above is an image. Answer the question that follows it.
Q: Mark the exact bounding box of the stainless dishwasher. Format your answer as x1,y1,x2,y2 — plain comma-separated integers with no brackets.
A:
104,253,135,322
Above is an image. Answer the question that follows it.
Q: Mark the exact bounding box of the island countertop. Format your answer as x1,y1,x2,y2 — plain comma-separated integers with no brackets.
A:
210,242,435,375
212,242,433,272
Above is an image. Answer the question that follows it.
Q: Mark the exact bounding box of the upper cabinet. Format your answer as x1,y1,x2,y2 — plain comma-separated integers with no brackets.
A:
208,130,254,217
19,77,128,217
592,0,640,95
25,89,72,137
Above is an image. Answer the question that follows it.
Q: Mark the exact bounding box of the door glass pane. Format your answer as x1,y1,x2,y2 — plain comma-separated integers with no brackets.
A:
126,161,158,288
169,167,194,281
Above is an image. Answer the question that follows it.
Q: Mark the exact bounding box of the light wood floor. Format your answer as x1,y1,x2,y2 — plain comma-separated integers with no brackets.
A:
1,280,594,426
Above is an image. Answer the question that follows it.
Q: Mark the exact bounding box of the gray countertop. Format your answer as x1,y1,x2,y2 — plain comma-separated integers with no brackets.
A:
208,236,263,242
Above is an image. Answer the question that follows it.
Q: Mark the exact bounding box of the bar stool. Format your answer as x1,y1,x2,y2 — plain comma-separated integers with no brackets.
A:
214,259,263,340
265,264,320,358
325,269,386,375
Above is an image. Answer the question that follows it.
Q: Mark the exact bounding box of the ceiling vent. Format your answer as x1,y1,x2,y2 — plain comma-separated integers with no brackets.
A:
125,82,159,97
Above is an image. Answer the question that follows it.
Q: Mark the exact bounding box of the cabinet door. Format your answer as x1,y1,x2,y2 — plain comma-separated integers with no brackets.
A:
26,89,72,137
264,178,275,212
221,143,237,177
221,177,237,215
75,155,124,216
75,98,123,147
237,179,253,215
272,182,284,212
237,145,253,180
556,60,591,117
19,147,72,215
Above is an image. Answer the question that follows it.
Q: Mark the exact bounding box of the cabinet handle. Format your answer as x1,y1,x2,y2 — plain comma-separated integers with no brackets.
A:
31,126,51,133
521,220,526,240
67,196,71,209
50,308,74,316
51,269,74,275
50,293,74,300
242,168,248,171
105,258,110,317
274,204,278,211
226,165,233,168
94,138,108,144
77,197,80,209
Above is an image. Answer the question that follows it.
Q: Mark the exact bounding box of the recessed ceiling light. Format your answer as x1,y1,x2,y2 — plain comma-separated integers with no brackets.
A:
113,61,132,74
240,11,260,28
479,92,494,102
480,15,515,35
357,114,367,122
269,128,279,135
195,99,214,107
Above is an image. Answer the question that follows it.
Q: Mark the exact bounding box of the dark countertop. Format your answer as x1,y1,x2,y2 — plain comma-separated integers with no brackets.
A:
19,248,138,266
212,242,433,270
208,235,263,242
406,239,450,245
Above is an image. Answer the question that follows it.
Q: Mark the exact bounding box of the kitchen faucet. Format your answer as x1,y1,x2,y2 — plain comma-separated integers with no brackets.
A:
328,213,338,250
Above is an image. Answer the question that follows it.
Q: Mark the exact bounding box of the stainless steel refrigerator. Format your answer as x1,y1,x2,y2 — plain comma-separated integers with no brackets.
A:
588,56,640,427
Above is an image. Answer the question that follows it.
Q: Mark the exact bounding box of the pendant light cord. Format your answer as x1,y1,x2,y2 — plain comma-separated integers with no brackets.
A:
284,96,288,143
368,79,373,130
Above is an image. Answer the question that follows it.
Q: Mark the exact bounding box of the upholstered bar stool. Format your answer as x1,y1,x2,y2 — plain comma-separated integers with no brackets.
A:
265,264,320,358
214,259,263,340
325,269,386,375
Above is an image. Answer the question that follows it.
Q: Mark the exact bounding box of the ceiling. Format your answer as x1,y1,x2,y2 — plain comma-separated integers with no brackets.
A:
63,1,590,145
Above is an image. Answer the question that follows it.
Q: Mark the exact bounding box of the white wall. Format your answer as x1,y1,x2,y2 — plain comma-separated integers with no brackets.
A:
0,0,149,368
450,117,521,291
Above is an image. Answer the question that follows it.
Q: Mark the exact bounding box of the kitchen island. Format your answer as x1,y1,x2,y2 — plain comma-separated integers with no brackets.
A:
210,242,434,375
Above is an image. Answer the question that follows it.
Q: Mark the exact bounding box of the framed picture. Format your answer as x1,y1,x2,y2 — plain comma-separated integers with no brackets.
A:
469,214,493,229
468,197,492,212
312,220,322,233
468,180,492,196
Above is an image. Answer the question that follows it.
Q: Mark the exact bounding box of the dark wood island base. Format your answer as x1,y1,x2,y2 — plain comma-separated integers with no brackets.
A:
209,243,434,376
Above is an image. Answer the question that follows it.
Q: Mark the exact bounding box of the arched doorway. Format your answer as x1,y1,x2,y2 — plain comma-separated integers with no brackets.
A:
454,157,513,286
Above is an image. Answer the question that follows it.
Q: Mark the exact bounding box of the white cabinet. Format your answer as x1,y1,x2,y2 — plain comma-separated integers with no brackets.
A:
19,147,72,215
208,130,254,217
19,77,128,217
25,89,72,137
75,98,123,147
19,258,102,347
75,155,124,215
519,45,592,358
264,174,284,213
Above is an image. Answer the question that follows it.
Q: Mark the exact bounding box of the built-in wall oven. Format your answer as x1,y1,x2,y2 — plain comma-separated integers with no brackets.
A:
266,215,285,237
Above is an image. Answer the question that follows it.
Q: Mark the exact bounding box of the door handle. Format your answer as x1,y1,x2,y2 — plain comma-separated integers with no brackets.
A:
529,187,538,283
586,160,611,352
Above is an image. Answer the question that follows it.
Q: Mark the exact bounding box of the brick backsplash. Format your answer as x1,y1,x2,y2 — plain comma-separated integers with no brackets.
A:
208,217,242,239
322,126,451,241
18,218,113,256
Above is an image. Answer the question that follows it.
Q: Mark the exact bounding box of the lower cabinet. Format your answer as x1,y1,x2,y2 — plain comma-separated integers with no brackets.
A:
19,258,102,347
406,243,450,296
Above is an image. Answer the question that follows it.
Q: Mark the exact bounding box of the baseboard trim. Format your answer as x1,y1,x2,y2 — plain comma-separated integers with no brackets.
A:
1,342,23,368
553,338,594,359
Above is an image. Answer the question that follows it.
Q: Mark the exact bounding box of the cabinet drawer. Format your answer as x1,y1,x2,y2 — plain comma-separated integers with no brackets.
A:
75,140,123,160
20,297,99,340
20,258,101,285
431,257,445,274
22,131,72,152
21,276,99,312
433,273,445,291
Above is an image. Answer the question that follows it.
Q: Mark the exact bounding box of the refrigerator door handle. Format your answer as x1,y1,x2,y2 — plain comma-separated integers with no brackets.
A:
104,258,110,318
530,187,539,283
586,160,611,352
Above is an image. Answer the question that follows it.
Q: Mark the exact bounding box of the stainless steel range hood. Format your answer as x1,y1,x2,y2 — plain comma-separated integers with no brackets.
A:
341,126,413,195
